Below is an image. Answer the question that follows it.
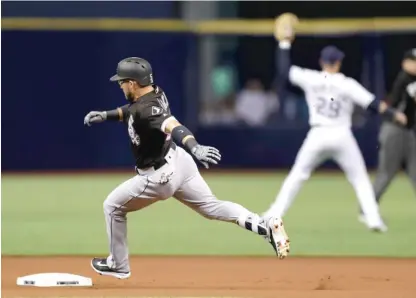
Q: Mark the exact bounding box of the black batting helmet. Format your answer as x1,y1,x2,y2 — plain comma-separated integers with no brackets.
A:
110,57,154,86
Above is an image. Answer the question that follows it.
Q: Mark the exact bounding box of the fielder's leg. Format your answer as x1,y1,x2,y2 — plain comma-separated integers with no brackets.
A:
92,175,160,278
334,131,386,231
404,130,416,193
263,128,327,219
372,123,405,205
173,147,290,258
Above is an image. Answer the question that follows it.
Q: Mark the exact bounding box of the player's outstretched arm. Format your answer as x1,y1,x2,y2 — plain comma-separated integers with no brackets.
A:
273,13,313,96
163,117,221,169
368,99,407,126
347,78,408,126
84,104,129,126
275,40,291,98
274,13,298,97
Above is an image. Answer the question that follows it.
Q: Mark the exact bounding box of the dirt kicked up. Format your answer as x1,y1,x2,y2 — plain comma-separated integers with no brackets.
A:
2,256,416,298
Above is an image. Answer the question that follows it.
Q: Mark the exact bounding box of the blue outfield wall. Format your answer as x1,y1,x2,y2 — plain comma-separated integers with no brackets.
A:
2,29,383,171
2,1,178,18
2,30,192,170
194,121,381,169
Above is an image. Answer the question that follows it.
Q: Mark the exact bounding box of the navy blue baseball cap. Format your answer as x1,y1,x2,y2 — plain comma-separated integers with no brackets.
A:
320,45,345,64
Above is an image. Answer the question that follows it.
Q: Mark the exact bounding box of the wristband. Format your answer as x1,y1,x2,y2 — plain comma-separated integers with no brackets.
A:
105,108,123,121
383,107,395,121
279,41,291,49
171,125,198,151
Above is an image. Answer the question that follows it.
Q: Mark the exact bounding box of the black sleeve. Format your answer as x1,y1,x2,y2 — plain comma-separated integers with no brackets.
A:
275,42,292,99
141,101,173,131
120,104,130,123
387,71,406,107
105,104,130,122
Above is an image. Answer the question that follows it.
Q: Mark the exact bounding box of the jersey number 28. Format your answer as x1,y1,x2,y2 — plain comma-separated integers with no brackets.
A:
316,97,341,118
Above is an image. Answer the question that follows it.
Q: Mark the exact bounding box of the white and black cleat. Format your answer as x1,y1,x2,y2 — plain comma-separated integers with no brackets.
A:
265,217,290,259
369,224,388,233
90,257,131,279
358,214,388,233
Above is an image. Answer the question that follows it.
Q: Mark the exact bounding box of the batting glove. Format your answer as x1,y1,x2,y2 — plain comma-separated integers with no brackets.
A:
191,145,222,169
84,111,107,126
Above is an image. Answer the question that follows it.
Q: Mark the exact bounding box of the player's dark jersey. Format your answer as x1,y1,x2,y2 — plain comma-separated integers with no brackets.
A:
388,71,416,129
122,85,173,169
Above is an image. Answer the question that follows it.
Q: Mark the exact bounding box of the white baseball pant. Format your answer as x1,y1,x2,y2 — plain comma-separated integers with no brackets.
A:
263,126,384,228
103,146,268,272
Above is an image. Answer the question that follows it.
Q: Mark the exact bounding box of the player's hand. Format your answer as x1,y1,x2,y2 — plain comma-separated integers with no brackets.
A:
274,13,299,42
84,111,107,126
394,111,407,126
191,145,222,169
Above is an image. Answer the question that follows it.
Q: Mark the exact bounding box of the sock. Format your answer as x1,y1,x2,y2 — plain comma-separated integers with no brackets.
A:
237,213,268,236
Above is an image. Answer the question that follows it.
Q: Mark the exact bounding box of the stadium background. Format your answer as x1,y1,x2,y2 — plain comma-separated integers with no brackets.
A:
2,2,416,297
3,1,416,170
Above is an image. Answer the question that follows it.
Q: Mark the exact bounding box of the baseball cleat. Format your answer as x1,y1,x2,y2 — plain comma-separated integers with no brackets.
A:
358,214,366,224
358,214,388,233
90,257,131,279
369,224,388,233
265,217,290,259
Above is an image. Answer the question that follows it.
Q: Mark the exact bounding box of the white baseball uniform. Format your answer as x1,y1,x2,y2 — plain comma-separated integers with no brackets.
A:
263,65,385,229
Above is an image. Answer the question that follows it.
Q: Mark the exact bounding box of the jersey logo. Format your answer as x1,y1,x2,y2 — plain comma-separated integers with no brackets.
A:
152,106,163,116
157,93,169,112
406,82,416,98
128,115,141,146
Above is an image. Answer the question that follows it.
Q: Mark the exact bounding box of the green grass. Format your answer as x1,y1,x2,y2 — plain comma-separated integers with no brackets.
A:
2,171,415,257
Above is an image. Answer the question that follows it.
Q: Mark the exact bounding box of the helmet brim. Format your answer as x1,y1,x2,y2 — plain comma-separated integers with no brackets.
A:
109,74,126,82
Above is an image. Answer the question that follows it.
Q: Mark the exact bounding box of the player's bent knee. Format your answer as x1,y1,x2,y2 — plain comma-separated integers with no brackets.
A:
103,194,119,214
103,199,112,215
103,199,127,220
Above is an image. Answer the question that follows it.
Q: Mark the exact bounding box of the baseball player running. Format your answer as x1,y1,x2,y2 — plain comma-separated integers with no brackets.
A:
262,14,407,232
359,49,416,218
83,57,290,279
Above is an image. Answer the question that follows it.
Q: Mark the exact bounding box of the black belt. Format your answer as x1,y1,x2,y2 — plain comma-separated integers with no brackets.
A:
152,159,167,171
135,143,176,173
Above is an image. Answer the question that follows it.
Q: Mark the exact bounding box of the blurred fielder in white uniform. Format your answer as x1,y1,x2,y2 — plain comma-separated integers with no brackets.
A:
263,14,408,232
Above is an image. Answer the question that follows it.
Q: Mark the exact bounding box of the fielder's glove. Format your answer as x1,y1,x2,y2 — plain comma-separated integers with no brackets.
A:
191,144,222,169
274,12,299,42
84,111,107,126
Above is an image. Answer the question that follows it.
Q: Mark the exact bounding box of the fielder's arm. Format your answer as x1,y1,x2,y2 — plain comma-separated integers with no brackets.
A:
275,41,292,98
364,94,407,126
274,14,310,97
370,74,409,126
274,13,295,97
348,79,407,126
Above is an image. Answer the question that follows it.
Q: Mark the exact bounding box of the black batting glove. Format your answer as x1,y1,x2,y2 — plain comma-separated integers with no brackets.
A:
191,145,222,169
84,111,107,126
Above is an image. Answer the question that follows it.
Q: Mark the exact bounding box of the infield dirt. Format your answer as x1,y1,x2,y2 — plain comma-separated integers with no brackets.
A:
2,256,415,298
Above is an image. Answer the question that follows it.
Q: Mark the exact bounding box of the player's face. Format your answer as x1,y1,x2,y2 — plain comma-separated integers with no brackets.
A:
320,60,341,73
403,59,416,75
118,80,135,101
